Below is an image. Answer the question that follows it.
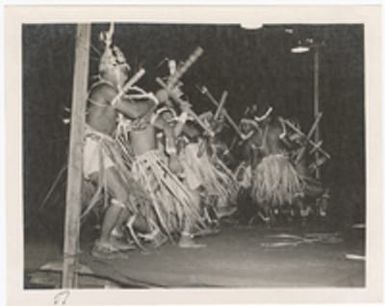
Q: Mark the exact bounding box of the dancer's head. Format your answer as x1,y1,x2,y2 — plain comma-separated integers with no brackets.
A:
99,44,131,87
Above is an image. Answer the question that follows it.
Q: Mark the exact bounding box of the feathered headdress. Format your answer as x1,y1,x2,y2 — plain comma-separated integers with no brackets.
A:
98,23,131,73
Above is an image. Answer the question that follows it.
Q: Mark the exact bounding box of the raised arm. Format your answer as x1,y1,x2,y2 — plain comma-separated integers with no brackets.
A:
115,95,156,119
90,83,157,119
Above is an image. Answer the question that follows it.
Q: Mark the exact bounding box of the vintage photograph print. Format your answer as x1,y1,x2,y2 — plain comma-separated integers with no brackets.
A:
5,4,383,306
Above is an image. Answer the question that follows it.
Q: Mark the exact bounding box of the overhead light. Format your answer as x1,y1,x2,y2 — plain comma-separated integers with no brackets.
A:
284,28,294,34
290,37,316,53
240,22,264,30
291,46,310,53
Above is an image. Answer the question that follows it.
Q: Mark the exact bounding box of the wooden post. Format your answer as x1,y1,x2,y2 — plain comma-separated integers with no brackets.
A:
313,44,321,179
62,24,91,288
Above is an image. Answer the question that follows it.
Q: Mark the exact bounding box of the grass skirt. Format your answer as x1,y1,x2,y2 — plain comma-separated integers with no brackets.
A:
251,154,304,207
81,126,141,217
180,142,239,216
132,150,206,237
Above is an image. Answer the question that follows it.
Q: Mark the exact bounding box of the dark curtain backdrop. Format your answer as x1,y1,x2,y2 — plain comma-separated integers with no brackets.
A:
23,23,365,229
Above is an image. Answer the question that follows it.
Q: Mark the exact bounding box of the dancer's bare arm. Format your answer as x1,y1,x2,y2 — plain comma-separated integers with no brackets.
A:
174,120,186,137
115,95,156,119
91,84,156,119
116,87,174,120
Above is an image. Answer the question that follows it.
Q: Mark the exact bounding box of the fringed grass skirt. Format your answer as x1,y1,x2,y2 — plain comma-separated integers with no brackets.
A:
180,143,239,216
81,126,140,218
132,150,206,237
252,154,304,207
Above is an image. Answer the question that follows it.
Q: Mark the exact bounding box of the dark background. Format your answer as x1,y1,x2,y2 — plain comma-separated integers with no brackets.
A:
23,23,365,234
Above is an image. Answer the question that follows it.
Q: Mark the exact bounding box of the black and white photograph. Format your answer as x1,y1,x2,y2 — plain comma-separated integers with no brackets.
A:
4,4,383,305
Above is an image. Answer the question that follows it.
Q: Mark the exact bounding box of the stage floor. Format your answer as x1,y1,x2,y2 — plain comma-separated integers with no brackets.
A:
25,223,365,288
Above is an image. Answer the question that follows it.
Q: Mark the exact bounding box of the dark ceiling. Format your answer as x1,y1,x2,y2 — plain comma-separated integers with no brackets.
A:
23,23,365,216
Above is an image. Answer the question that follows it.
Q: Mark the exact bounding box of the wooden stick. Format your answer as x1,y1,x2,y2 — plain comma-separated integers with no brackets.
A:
111,68,146,106
221,111,243,138
167,47,203,88
199,86,243,137
294,113,322,164
40,164,67,210
228,106,254,150
307,112,323,139
254,106,273,122
62,24,91,289
284,119,330,159
294,147,306,165
214,91,228,120
156,78,214,136
309,141,324,155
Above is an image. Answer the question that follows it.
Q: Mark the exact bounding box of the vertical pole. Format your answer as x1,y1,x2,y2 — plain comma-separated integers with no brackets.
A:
313,44,321,179
62,24,91,288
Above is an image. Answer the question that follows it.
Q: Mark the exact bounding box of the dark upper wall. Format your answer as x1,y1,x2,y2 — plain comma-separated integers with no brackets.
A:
23,23,364,215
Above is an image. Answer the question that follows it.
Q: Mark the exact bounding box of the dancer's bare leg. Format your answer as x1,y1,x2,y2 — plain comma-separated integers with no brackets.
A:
91,168,135,251
99,204,123,245
178,187,206,248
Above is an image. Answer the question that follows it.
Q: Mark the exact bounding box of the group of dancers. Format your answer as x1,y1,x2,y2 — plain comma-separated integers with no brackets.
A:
81,27,329,259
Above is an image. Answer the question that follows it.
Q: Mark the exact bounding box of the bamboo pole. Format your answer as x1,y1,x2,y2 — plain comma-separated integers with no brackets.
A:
283,119,330,159
313,45,321,179
199,86,243,137
167,47,203,88
62,24,91,288
156,77,214,136
294,112,323,164
214,91,228,119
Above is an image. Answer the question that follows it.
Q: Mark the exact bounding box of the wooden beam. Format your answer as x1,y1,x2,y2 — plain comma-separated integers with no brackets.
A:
62,24,91,288
313,45,321,179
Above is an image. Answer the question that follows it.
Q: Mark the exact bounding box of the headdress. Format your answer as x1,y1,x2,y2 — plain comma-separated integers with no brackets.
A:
155,106,177,123
98,23,131,73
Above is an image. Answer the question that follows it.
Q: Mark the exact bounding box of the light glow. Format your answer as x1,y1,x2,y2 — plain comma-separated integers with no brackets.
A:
291,46,310,53
240,22,264,30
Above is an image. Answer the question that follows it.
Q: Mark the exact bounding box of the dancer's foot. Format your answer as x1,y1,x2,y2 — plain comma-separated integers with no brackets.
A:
109,236,136,251
192,227,220,238
178,234,206,249
91,240,130,259
300,206,311,217
149,231,168,248
111,227,124,239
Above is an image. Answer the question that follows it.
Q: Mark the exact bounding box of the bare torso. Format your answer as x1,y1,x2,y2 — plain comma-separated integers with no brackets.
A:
264,123,285,155
241,119,287,166
86,80,156,140
87,104,118,136
86,82,118,136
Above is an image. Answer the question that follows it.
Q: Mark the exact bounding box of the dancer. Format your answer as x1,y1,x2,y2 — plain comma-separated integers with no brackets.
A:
247,108,328,225
83,36,156,258
124,94,208,248
198,111,239,217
